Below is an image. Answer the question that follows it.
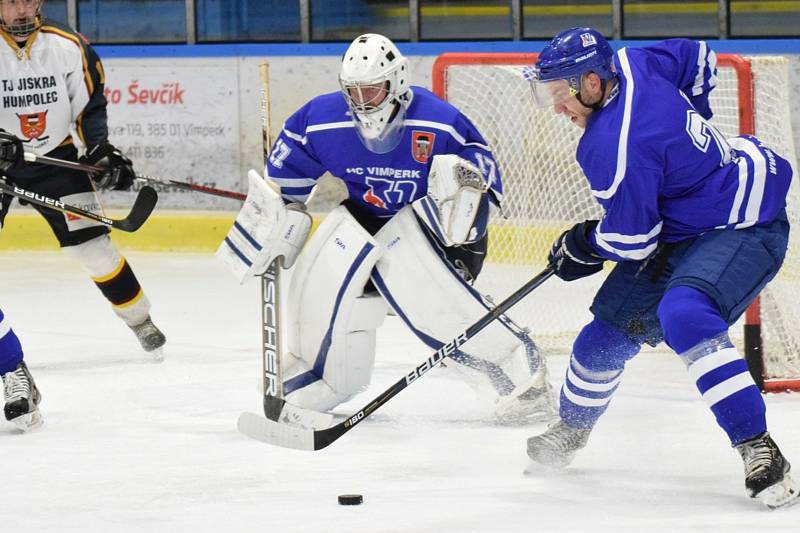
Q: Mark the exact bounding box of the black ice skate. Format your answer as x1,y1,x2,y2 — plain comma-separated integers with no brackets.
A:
2,361,42,431
130,316,166,361
735,432,800,509
526,419,591,468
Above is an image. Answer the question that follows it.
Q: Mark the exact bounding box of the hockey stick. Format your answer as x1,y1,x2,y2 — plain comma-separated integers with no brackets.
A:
23,152,248,201
237,266,556,451
0,178,157,232
134,175,246,201
257,61,288,422
27,143,292,417
27,134,299,420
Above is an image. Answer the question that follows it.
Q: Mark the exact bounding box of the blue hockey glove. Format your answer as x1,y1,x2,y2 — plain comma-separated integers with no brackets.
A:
548,220,605,281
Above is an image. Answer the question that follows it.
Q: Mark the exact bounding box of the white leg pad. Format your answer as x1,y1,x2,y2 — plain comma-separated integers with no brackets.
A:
372,207,550,408
282,206,387,412
62,234,151,326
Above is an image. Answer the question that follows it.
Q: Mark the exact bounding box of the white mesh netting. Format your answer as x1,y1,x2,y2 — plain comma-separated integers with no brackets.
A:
435,53,800,384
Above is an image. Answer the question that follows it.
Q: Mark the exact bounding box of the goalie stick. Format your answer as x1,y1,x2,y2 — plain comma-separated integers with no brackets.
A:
28,125,294,422
0,179,157,232
237,266,555,451
257,61,288,422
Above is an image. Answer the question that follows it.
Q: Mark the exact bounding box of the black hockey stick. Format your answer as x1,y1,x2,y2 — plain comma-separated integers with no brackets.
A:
0,179,157,232
23,152,248,201
237,265,555,451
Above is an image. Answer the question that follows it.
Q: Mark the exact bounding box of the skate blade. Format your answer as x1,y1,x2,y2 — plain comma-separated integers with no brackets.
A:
495,408,557,427
759,473,800,510
494,393,557,426
523,458,571,476
149,347,165,363
11,410,43,432
525,452,575,470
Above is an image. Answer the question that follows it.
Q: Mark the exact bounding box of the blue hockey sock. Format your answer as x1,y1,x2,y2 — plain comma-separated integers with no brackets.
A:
679,335,766,445
0,310,24,375
659,286,765,444
560,319,640,429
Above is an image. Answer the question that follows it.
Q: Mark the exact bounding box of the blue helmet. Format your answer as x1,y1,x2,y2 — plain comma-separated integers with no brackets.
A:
534,27,615,83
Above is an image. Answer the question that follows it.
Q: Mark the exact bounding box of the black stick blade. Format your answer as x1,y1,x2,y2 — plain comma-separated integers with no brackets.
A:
114,186,158,232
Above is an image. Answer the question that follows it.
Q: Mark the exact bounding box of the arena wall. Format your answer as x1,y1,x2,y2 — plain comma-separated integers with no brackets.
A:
3,41,798,251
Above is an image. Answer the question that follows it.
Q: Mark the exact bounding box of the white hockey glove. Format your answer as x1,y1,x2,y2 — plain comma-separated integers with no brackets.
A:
412,154,487,246
216,169,312,284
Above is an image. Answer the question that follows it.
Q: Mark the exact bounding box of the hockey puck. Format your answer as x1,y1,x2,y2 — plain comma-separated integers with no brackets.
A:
337,494,363,506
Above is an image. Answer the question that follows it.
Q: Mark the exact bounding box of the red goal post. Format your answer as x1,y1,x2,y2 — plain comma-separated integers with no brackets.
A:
433,52,753,142
432,52,800,393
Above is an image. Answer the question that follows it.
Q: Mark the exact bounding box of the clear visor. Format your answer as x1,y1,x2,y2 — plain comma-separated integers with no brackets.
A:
528,78,579,108
352,102,406,154
341,80,390,114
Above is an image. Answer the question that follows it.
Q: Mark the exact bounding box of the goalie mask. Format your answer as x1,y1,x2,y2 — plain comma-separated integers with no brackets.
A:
339,33,411,154
0,0,43,40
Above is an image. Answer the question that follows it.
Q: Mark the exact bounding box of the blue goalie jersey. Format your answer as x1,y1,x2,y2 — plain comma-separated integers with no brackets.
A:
579,39,793,261
265,87,502,219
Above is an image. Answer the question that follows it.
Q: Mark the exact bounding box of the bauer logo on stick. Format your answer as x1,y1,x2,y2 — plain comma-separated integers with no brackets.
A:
411,130,435,163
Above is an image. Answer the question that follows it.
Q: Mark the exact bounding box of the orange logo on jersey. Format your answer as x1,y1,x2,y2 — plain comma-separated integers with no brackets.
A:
16,111,48,140
363,188,387,209
411,131,435,164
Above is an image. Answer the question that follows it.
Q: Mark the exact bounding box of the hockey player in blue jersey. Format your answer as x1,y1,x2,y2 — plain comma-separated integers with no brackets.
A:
218,33,554,425
523,27,798,509
0,308,41,431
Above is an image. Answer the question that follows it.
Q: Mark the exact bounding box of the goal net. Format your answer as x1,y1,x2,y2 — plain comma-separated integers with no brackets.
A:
433,52,800,392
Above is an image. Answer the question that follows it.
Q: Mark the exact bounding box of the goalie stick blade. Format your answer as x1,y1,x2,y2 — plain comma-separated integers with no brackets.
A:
237,412,316,450
237,412,348,451
114,185,158,231
263,395,336,430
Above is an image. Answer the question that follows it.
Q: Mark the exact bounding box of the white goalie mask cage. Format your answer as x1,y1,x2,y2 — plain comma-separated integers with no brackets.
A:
339,33,411,154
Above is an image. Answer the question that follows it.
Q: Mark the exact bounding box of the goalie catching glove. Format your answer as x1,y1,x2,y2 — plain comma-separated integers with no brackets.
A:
81,142,136,191
216,169,312,283
413,154,488,246
548,220,605,281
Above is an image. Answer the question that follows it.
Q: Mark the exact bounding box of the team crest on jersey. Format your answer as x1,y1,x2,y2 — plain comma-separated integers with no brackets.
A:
581,32,597,47
411,131,435,164
16,111,49,140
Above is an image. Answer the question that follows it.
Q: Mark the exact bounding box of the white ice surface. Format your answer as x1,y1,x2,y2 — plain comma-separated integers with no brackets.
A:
1,252,798,532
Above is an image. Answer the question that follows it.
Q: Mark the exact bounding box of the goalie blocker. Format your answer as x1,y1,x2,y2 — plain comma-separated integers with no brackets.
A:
216,170,312,283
